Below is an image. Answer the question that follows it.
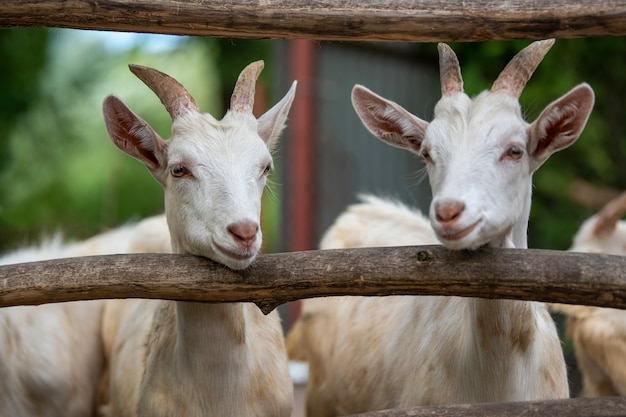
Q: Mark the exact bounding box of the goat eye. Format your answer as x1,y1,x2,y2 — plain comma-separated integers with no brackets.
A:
421,149,432,163
170,165,189,178
262,163,272,177
504,145,524,160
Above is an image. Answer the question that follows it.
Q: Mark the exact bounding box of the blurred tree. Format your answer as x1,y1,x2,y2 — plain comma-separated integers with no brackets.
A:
0,28,49,250
0,28,48,172
527,38,626,250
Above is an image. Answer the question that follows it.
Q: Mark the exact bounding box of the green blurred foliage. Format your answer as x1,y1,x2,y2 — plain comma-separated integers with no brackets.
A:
0,28,49,172
527,38,626,250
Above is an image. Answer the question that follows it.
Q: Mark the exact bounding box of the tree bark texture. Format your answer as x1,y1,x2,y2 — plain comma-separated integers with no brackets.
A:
1,245,625,314
351,396,626,417
1,1,626,42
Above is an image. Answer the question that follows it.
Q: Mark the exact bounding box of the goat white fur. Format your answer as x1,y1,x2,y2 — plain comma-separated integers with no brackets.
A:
0,214,170,417
0,299,103,417
319,194,439,249
286,40,595,415
551,191,626,397
102,61,297,417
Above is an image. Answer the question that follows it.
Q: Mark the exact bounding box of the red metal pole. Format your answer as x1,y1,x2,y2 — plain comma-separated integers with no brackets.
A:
286,40,317,253
285,39,317,324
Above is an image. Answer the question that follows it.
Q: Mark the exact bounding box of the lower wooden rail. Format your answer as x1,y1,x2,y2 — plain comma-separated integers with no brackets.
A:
350,397,626,417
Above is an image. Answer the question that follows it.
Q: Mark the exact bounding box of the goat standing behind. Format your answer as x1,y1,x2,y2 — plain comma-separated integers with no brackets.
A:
287,39,595,416
102,61,296,417
0,214,170,417
552,191,626,397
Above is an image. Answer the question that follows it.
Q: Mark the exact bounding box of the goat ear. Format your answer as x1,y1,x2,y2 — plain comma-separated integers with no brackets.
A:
528,83,594,171
351,85,428,154
257,81,297,150
103,95,168,184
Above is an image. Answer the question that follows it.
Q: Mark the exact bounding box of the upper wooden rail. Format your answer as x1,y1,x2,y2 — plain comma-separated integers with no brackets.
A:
2,1,626,42
1,245,625,314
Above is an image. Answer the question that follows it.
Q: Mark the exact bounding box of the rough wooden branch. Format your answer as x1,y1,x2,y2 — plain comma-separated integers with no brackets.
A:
350,396,626,417
1,1,626,42
1,246,625,314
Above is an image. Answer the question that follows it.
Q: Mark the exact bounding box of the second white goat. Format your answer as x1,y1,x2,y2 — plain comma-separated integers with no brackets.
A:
287,39,595,416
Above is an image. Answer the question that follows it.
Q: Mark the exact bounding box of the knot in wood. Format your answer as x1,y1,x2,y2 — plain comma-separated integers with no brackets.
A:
415,250,435,262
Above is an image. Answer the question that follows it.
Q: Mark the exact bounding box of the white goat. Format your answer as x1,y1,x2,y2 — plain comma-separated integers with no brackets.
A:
0,299,104,417
102,61,296,417
551,191,626,397
0,214,170,417
319,194,439,249
286,39,595,415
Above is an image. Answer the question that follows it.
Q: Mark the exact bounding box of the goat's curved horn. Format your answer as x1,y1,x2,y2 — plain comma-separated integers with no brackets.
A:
593,191,626,237
438,43,463,96
230,60,264,113
491,39,555,98
129,64,199,120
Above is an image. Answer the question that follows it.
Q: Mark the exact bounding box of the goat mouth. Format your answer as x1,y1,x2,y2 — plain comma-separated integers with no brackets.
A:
439,219,482,241
213,241,256,261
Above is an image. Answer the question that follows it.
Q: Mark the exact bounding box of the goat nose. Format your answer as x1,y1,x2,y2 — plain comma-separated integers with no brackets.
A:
228,221,259,248
435,199,465,224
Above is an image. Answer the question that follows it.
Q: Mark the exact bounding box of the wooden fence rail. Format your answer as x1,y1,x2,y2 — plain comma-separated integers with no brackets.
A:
352,396,626,417
1,245,625,313
2,0,626,42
